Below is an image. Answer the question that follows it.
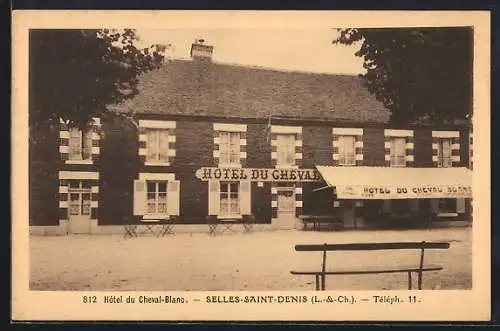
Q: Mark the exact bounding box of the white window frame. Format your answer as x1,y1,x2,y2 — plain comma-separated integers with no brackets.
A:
437,138,453,168
219,181,240,217
145,180,168,216
146,128,170,164
68,128,93,162
390,137,406,167
338,135,356,166
219,131,241,166
276,134,296,167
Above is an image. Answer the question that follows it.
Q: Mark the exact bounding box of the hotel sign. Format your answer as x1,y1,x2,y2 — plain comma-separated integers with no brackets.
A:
196,167,322,182
337,185,472,199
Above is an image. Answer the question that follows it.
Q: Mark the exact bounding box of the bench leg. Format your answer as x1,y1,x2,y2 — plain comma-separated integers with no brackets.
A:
315,275,320,291
408,271,412,290
418,271,423,290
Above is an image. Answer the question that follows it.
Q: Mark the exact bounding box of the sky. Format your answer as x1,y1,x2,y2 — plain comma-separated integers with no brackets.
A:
135,29,365,75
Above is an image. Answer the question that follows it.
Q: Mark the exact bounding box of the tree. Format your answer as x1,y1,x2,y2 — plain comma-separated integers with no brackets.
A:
333,27,473,126
29,29,166,130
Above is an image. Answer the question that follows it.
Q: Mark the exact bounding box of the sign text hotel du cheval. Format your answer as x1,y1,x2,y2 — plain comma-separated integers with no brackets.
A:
195,167,322,182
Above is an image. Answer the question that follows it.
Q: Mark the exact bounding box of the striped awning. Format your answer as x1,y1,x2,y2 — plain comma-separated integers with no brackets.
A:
315,166,472,199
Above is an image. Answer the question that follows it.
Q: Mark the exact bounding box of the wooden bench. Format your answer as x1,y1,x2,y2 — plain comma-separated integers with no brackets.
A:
290,241,450,290
298,215,344,231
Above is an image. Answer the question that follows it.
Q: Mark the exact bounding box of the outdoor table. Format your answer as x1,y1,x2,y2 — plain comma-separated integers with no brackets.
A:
156,217,177,237
123,218,176,239
298,215,343,231
123,224,138,238
206,215,255,236
208,219,238,236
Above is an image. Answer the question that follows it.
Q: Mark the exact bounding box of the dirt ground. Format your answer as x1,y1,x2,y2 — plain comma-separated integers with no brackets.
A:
30,227,472,291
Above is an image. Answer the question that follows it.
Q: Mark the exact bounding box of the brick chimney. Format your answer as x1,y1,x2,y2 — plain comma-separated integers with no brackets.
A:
190,38,213,61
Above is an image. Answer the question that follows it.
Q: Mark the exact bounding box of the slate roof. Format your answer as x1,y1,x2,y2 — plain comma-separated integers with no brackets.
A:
117,59,390,124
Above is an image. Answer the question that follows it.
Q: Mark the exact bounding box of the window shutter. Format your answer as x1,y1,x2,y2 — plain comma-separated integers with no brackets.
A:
167,180,180,216
240,180,251,215
69,128,82,160
338,136,345,156
382,200,391,213
288,135,295,165
230,132,240,164
443,139,451,157
430,199,439,213
133,180,147,215
456,198,466,213
83,129,93,159
159,130,169,162
208,180,220,215
146,130,156,161
219,132,229,164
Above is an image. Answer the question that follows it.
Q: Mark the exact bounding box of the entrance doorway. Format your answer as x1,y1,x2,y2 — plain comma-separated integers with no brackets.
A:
68,180,92,234
275,187,296,230
340,200,356,228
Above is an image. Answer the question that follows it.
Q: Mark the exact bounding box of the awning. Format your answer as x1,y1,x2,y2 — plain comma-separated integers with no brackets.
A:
315,166,472,199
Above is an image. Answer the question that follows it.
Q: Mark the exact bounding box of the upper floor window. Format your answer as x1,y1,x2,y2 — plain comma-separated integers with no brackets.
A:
146,129,170,163
219,131,240,165
69,128,93,161
146,181,168,215
390,137,406,167
338,136,356,166
437,138,452,168
276,134,295,167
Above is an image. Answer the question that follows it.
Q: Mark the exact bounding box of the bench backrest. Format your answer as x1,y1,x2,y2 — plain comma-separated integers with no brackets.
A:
295,242,450,251
296,241,450,281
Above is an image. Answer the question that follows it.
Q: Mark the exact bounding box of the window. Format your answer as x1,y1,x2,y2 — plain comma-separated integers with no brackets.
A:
68,181,92,216
219,131,240,165
69,128,92,161
438,199,456,214
277,134,295,166
392,200,409,214
390,137,406,167
146,181,168,215
437,138,452,167
338,136,356,166
146,129,169,163
220,182,239,216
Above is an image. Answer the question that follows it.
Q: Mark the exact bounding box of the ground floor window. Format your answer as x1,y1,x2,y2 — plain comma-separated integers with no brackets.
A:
220,181,240,216
146,181,168,215
68,180,92,216
391,200,409,214
438,198,457,214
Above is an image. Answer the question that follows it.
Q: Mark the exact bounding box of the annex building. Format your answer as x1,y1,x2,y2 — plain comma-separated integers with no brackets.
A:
30,41,473,234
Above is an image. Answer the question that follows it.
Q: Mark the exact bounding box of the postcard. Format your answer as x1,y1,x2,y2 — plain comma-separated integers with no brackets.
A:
12,10,490,321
